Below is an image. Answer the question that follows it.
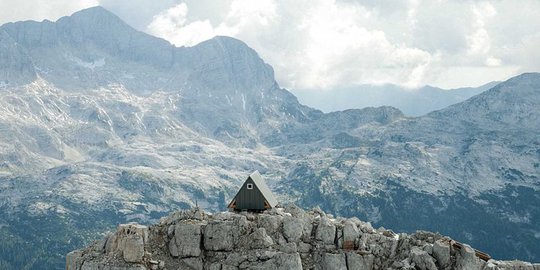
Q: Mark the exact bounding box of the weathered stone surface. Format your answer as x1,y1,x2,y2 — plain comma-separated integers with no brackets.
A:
204,221,235,251
316,217,336,245
67,206,539,270
179,257,203,270
298,242,311,253
278,242,297,253
284,204,306,218
322,253,347,270
410,246,437,270
250,227,274,249
283,216,303,242
80,261,146,270
66,250,83,270
359,233,398,258
122,236,144,263
497,261,535,270
432,239,450,267
258,214,282,235
342,220,359,249
272,252,302,270
105,224,148,263
169,223,202,257
456,244,482,270
346,252,374,270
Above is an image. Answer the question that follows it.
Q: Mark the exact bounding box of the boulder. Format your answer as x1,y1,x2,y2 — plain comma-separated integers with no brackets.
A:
179,257,204,270
497,261,535,270
66,250,83,270
169,222,202,257
250,227,274,249
278,242,297,253
283,216,303,242
284,204,306,218
322,253,347,270
410,246,437,270
316,217,336,245
272,252,303,270
456,244,483,270
346,252,374,270
80,261,146,270
432,239,450,267
123,236,145,263
109,224,148,263
204,221,235,251
342,220,359,249
258,214,282,235
359,233,398,258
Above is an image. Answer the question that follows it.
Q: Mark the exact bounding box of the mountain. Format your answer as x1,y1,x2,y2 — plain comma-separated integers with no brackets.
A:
0,6,539,269
280,72,540,262
67,206,539,270
292,82,499,116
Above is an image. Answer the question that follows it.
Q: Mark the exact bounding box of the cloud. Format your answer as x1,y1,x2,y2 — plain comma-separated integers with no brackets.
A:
144,0,540,89
1,0,539,89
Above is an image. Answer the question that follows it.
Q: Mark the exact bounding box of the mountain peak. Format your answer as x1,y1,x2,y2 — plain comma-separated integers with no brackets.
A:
69,6,114,17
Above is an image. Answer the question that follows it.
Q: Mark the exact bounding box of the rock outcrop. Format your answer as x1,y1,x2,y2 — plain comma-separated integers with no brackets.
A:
66,206,539,270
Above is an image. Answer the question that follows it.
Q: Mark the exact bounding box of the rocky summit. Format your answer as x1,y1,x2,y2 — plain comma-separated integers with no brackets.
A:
66,206,539,270
1,6,540,269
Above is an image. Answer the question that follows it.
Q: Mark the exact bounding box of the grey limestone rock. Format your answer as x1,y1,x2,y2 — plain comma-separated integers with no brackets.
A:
204,221,235,251
178,257,204,270
321,253,347,270
169,223,202,257
105,224,148,263
342,220,360,249
278,242,298,253
346,252,374,270
66,206,540,270
410,246,437,270
283,216,304,242
456,244,483,270
316,217,336,245
432,239,451,267
268,252,303,270
257,214,282,236
249,227,274,249
122,236,145,263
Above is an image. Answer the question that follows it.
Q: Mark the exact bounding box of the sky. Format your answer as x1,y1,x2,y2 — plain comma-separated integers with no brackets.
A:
1,0,539,90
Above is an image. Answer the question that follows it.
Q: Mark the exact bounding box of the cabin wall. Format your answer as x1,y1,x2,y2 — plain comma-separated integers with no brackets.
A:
235,178,266,210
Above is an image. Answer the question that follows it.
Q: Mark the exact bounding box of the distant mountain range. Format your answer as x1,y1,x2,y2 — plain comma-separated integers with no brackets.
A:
0,6,538,269
292,82,500,116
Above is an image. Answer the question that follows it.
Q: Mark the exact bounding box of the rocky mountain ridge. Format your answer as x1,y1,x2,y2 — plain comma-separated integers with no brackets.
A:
0,6,539,270
67,206,540,270
292,82,499,117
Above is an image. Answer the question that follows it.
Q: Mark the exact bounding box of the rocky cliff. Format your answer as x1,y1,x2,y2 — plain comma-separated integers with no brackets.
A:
66,206,539,270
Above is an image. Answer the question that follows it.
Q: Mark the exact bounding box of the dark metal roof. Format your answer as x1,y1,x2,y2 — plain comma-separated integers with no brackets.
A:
248,171,278,207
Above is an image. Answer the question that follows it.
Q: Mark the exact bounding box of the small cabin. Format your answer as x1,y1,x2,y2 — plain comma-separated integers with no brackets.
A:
228,171,278,211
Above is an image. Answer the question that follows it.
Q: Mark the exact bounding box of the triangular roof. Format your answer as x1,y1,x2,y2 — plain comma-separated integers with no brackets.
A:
248,171,278,207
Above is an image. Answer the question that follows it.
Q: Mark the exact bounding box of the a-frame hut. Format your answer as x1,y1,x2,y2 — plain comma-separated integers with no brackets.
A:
228,171,278,211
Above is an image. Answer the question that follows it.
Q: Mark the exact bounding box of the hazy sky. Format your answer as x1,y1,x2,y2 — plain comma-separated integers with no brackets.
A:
1,0,539,89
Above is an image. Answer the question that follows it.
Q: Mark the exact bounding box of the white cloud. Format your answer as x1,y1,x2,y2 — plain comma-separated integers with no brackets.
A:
1,0,540,89
144,0,540,89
